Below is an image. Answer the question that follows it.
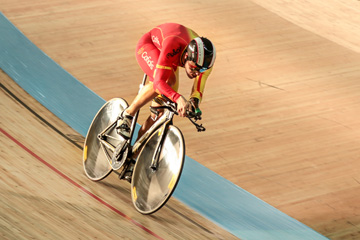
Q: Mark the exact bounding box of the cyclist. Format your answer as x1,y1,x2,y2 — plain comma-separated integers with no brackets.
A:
116,23,216,140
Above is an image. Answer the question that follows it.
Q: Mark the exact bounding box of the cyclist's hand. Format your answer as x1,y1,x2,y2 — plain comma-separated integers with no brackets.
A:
176,96,188,117
186,97,199,112
186,98,202,119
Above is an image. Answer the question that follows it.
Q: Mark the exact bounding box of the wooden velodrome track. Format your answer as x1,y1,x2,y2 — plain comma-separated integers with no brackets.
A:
1,0,360,239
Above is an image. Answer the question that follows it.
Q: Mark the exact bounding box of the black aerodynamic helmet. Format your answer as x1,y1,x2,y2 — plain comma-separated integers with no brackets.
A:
186,37,216,72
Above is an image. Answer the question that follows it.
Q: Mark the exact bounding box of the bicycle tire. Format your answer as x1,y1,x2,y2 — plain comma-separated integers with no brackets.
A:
83,98,128,181
131,125,185,214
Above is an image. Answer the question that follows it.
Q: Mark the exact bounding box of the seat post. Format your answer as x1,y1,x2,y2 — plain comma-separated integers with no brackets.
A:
128,74,147,143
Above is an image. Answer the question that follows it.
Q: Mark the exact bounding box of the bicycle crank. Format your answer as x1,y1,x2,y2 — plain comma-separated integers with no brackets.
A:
111,140,128,170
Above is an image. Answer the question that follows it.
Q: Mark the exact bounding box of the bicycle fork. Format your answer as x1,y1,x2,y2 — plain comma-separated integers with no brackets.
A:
150,113,174,170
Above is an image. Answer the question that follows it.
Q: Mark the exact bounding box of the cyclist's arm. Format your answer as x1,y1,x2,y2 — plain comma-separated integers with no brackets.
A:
153,65,181,102
190,67,212,103
152,39,183,102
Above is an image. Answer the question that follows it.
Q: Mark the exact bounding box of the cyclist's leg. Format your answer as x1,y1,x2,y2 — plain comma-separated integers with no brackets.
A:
126,82,158,116
125,32,159,116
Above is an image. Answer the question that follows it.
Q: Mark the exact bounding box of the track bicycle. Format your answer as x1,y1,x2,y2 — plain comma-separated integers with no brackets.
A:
83,74,205,214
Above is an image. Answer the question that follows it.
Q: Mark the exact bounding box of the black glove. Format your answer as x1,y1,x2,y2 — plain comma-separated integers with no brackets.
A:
186,98,202,119
188,97,199,112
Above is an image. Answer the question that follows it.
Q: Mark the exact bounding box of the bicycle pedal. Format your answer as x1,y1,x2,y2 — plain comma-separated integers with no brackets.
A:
118,159,135,182
124,174,132,183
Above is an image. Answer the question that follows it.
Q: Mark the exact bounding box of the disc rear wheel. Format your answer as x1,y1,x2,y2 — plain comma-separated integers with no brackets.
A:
83,98,128,181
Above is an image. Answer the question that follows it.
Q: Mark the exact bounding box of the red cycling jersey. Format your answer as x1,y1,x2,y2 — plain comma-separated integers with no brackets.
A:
135,23,212,103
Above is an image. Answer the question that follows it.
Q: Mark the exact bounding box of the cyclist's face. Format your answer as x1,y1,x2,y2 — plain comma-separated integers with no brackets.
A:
185,61,201,79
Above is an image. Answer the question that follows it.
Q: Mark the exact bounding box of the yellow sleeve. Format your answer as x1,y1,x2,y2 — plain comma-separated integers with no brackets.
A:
190,67,213,102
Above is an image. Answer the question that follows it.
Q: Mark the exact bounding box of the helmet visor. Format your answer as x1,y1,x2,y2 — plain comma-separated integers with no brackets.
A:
189,62,208,73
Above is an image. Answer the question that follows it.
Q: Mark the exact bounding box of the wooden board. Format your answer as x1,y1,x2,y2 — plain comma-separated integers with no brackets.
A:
0,71,237,240
1,0,360,239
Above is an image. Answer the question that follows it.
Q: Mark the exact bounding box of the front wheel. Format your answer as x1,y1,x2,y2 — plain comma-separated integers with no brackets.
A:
131,125,185,214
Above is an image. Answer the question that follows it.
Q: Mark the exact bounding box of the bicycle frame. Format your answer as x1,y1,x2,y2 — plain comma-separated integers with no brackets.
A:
96,74,178,170
96,73,205,174
131,108,174,163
